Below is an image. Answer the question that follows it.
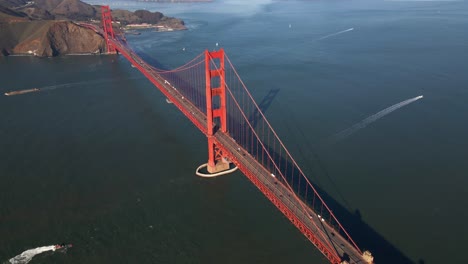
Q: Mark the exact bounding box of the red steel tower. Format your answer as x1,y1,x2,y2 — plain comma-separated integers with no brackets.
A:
101,5,116,54
205,49,230,173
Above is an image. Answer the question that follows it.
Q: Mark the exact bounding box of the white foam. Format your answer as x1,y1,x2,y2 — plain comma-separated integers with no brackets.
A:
8,246,56,264
330,95,424,143
318,28,354,40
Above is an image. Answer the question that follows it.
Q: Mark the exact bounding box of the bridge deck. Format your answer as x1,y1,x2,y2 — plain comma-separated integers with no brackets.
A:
107,37,366,264
216,132,366,263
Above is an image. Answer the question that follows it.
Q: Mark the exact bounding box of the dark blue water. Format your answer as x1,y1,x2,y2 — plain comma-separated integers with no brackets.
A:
1,0,468,263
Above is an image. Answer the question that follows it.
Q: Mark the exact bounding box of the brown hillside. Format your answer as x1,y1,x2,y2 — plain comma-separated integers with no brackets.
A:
0,20,105,56
33,0,64,11
0,4,28,20
0,0,26,8
111,9,141,25
0,20,51,55
134,10,163,24
51,0,96,19
20,7,55,20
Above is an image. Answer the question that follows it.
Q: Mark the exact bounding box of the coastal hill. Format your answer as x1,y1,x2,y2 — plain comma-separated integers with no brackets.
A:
0,0,105,56
36,0,98,20
0,3,29,21
0,0,186,56
0,19,105,56
112,9,185,30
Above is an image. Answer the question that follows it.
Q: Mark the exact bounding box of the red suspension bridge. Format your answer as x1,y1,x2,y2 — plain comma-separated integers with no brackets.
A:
93,6,376,264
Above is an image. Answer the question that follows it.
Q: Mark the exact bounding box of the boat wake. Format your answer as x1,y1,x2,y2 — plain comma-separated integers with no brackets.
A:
4,77,142,96
328,95,423,144
6,245,56,264
39,78,115,91
318,28,354,40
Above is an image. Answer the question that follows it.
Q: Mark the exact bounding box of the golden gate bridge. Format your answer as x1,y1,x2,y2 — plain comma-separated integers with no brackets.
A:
89,6,377,264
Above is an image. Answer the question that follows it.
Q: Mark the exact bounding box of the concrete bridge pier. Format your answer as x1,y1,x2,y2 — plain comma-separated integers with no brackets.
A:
207,157,230,174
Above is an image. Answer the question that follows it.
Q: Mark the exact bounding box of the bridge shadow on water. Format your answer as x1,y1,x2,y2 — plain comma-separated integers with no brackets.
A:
258,144,415,263
249,88,280,128
225,96,415,263
257,141,415,263
283,112,418,263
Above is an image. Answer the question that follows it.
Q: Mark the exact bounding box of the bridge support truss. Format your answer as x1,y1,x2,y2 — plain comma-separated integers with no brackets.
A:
101,5,116,54
205,49,231,173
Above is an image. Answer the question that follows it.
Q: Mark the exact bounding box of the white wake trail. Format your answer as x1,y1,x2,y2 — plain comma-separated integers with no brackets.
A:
33,76,143,92
330,95,423,143
7,245,56,264
40,78,114,91
318,28,354,40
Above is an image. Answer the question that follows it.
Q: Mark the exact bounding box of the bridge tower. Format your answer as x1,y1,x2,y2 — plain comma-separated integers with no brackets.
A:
205,49,231,174
101,5,116,54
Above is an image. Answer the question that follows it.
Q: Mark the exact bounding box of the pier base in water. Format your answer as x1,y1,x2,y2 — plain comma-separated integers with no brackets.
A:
195,161,238,178
362,251,374,263
207,160,230,174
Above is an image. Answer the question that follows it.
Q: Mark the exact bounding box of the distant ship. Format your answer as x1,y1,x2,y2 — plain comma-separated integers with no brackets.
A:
4,88,40,96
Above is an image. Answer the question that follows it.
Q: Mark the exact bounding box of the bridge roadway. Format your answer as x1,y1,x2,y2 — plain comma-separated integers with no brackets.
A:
108,38,367,264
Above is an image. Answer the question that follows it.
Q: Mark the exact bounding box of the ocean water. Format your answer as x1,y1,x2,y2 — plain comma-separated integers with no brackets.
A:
1,0,468,263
